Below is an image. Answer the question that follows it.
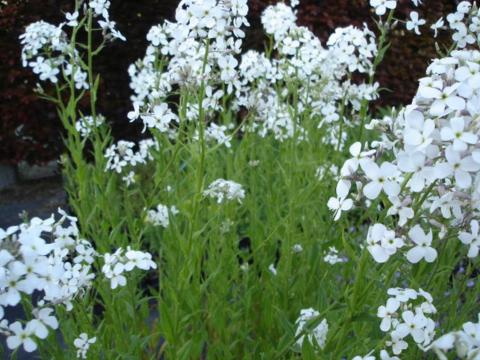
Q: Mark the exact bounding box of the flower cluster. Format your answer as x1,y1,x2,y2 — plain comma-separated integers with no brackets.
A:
0,210,95,353
330,48,480,265
294,308,328,351
16,0,480,358
128,0,379,150
323,246,346,265
377,288,437,355
445,2,480,48
372,1,480,48
203,178,245,204
0,209,158,352
366,224,436,264
128,0,249,134
145,204,179,228
75,115,105,138
20,1,124,89
236,2,379,145
89,0,126,41
104,139,159,174
101,247,156,289
261,2,297,41
327,25,378,75
425,313,480,359
20,20,87,88
204,123,234,148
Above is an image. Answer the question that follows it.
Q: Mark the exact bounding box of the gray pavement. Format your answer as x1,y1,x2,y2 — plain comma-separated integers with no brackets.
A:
0,176,67,229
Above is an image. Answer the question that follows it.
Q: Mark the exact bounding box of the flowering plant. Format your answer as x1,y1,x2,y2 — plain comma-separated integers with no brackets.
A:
2,0,480,358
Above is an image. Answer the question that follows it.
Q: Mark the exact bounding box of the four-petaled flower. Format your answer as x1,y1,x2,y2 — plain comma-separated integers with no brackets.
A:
406,11,426,35
459,220,480,258
406,225,437,263
440,117,477,152
370,0,397,16
378,298,401,332
327,180,353,221
360,160,400,200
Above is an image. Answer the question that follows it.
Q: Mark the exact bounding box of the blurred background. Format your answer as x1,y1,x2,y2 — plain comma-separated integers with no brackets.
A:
0,0,457,166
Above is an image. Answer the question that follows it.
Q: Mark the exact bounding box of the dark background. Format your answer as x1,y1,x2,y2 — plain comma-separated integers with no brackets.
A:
0,0,457,165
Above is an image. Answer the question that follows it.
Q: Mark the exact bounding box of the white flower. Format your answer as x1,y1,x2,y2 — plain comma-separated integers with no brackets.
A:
109,263,126,289
294,308,328,350
104,139,159,174
268,263,277,275
431,17,444,37
145,204,172,228
122,171,136,186
462,320,480,344
389,330,409,354
6,321,37,352
396,310,428,343
19,232,52,257
360,160,400,200
65,11,79,27
204,179,245,204
0,209,96,341
435,147,480,189
292,244,303,253
367,223,403,263
75,115,105,138
457,1,472,14
261,3,296,40
459,220,480,258
405,225,437,263
380,349,400,360
387,196,414,226
74,333,96,359
452,24,476,48
424,333,456,357
2,261,27,305
26,318,49,340
425,84,465,116
440,117,477,152
352,352,375,360
327,180,353,221
323,246,346,264
378,298,401,332
98,16,126,41
370,0,397,16
140,103,178,133
101,247,156,289
89,0,110,16
124,248,157,271
205,123,232,148
340,142,375,177
127,103,140,122
403,110,435,150
425,312,480,358
406,11,426,35
35,307,58,331
218,55,238,82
